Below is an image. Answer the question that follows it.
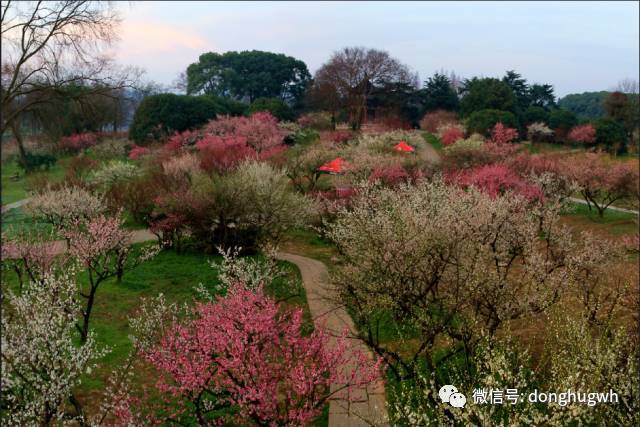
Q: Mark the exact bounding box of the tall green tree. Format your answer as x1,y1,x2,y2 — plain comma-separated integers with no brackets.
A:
186,50,311,107
528,83,557,109
502,70,530,113
420,72,459,112
459,78,518,117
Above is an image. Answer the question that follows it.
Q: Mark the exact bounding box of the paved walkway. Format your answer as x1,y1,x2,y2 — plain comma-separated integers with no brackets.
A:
1,197,31,213
568,197,639,215
276,252,388,426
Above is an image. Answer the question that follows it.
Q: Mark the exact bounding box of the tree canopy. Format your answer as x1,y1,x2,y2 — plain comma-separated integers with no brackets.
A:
557,91,609,120
420,72,459,112
186,50,311,106
310,47,417,129
459,78,518,117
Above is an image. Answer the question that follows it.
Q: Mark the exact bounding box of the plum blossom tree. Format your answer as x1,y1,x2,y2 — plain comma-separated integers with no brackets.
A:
562,154,638,217
25,186,106,229
490,121,519,144
110,252,380,426
205,112,287,154
0,230,62,291
63,213,159,342
449,163,544,202
325,180,586,382
568,124,596,145
1,272,108,425
526,121,554,142
196,135,256,174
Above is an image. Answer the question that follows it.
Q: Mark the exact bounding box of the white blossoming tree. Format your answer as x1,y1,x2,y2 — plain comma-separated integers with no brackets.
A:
1,272,108,425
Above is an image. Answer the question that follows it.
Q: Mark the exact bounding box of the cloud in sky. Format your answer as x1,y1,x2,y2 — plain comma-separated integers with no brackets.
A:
113,1,639,96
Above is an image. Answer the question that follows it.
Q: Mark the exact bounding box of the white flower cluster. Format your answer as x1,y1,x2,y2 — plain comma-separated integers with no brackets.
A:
1,272,109,425
25,186,105,228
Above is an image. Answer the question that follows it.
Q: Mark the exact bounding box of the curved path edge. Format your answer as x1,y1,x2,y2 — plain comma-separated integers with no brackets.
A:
276,252,388,427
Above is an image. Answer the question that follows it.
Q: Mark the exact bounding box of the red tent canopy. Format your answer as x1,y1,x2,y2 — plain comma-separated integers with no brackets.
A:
318,157,348,174
394,141,415,152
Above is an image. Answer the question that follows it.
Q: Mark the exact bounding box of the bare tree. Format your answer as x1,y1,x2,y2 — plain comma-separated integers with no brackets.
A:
311,47,416,130
0,1,139,163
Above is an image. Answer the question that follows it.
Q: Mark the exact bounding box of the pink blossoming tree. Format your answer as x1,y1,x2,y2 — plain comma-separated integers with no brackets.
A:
450,163,544,202
568,124,596,145
64,213,159,342
490,122,518,144
117,283,379,425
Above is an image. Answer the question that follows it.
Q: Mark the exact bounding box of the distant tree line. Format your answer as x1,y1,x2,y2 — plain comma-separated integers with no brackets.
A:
130,47,638,153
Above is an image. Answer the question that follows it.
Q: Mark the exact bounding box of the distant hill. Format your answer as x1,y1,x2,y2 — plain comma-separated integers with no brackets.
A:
557,91,609,121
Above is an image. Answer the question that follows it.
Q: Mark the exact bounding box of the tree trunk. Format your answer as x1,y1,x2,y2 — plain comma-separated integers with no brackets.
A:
9,120,29,165
80,285,98,343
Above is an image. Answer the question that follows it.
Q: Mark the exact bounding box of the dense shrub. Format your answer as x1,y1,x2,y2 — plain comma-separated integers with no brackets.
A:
249,97,295,121
25,186,106,228
129,94,245,144
523,105,550,125
419,110,459,133
466,109,518,136
16,153,57,173
548,109,578,139
595,118,628,153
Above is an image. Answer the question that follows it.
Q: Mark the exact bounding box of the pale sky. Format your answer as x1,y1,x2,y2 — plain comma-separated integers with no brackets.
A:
112,1,639,97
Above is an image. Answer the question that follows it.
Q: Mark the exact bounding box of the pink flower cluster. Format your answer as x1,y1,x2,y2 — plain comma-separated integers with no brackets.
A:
196,135,256,173
450,163,544,202
138,283,379,425
568,124,596,145
440,127,465,146
60,132,98,152
205,112,287,154
490,122,518,145
128,144,151,160
63,215,131,265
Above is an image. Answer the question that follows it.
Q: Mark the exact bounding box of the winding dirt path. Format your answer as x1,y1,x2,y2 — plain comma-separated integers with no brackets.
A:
276,252,388,427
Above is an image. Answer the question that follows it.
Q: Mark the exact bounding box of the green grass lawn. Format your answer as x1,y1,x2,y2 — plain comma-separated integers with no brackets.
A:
1,206,56,238
563,202,638,236
1,159,67,205
525,141,579,154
